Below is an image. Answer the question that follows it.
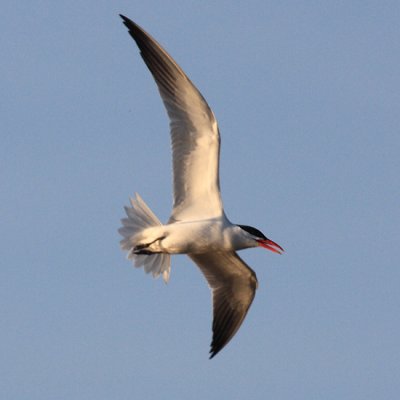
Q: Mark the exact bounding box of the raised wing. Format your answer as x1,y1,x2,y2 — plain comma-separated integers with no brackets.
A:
189,251,258,358
120,15,223,221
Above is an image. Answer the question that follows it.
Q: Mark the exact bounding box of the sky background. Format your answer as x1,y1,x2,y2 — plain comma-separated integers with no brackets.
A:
2,1,399,399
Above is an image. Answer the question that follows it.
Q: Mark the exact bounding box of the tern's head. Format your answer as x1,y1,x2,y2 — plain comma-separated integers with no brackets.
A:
238,225,284,254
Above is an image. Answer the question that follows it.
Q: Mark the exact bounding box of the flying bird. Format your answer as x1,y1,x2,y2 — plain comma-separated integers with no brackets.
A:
118,15,284,358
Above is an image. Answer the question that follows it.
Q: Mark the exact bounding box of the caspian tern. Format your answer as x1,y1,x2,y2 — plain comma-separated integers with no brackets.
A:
118,15,284,358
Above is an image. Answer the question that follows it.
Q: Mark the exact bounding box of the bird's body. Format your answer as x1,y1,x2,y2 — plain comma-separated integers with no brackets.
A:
118,15,283,358
128,216,258,255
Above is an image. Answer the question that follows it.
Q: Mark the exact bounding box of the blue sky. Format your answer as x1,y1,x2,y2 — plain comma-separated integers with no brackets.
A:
2,1,399,399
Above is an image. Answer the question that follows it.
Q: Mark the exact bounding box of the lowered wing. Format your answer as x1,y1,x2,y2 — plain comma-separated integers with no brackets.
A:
189,251,258,358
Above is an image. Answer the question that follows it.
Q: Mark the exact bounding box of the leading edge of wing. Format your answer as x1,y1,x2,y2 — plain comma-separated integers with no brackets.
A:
189,251,258,358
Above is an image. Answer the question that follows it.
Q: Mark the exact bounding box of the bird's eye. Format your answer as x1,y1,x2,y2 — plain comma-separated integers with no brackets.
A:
238,225,267,240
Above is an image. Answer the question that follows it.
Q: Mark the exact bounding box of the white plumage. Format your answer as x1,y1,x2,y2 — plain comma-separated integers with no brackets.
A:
118,15,283,358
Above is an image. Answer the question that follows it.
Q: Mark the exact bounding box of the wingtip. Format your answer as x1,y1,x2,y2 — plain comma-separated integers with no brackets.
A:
208,343,221,359
119,14,134,28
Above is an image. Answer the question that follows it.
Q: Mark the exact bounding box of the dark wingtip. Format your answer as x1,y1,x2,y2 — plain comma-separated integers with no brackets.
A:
208,342,222,359
119,14,136,30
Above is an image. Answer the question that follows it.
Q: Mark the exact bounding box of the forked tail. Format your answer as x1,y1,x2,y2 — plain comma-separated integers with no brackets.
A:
119,193,170,282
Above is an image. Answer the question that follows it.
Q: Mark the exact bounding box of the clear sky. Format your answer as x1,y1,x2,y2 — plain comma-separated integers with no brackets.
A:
2,1,399,399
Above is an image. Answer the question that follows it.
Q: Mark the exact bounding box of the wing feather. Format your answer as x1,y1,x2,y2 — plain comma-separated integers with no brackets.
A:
120,15,223,221
189,251,258,358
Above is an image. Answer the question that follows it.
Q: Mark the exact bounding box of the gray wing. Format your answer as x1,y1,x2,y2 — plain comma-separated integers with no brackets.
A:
189,251,258,358
120,15,223,221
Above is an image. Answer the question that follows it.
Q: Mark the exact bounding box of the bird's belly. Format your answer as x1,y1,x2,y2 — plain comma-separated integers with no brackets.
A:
160,220,229,254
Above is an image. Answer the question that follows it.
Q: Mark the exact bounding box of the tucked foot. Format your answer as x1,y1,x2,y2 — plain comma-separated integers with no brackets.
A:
132,236,166,255
133,249,154,255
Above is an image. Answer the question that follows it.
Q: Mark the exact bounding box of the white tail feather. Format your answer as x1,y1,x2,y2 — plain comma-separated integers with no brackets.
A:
119,193,171,282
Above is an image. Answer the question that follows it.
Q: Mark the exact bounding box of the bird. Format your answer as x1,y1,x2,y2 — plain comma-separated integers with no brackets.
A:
118,14,284,359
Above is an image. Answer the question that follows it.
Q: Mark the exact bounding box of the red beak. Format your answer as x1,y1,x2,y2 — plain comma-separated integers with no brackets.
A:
257,238,284,254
